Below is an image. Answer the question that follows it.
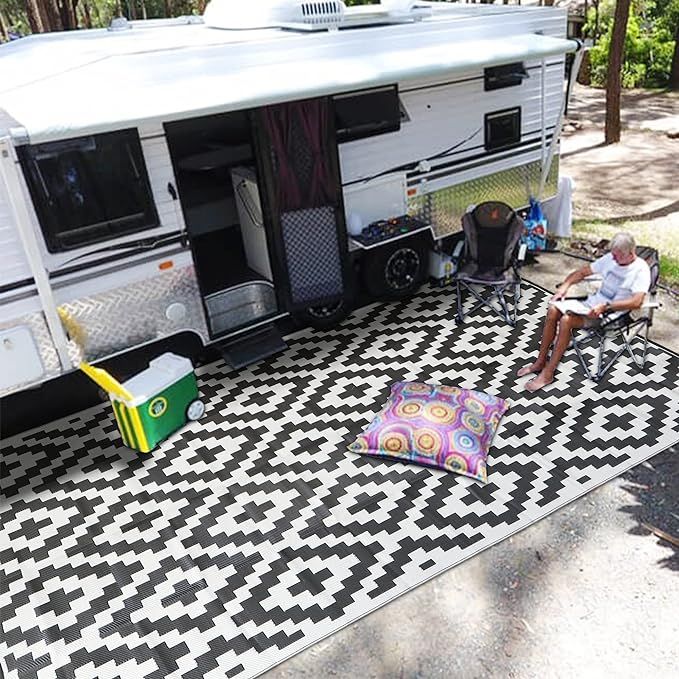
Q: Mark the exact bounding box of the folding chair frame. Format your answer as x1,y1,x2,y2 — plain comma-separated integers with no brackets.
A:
571,307,658,383
452,233,527,328
455,275,522,327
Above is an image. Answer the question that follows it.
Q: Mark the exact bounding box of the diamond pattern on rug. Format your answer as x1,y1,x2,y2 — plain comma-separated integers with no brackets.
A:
1,283,678,679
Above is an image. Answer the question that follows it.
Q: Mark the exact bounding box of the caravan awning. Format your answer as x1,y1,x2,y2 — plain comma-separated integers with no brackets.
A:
1,23,578,144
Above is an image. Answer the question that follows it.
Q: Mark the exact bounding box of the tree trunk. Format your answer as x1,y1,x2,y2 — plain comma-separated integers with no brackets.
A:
43,0,64,31
164,0,170,18
0,10,8,41
669,22,679,90
81,0,92,28
37,0,53,30
25,0,44,32
140,0,147,20
605,0,631,144
59,0,79,29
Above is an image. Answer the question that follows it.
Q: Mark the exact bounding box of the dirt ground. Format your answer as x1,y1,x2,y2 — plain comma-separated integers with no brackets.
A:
560,84,679,254
263,86,679,679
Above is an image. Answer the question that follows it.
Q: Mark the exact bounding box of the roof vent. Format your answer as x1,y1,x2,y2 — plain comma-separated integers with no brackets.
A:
204,0,345,30
203,0,429,31
108,16,132,31
298,1,345,28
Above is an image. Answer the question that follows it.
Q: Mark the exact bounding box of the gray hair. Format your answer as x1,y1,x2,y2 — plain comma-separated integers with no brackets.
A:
610,232,636,254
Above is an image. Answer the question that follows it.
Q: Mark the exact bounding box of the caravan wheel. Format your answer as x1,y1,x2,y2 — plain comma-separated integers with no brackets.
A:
297,297,352,331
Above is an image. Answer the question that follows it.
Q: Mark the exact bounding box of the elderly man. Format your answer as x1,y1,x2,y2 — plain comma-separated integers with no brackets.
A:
518,232,651,392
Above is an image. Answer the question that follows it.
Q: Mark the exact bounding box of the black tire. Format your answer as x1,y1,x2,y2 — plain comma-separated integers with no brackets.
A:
362,235,429,299
295,286,355,330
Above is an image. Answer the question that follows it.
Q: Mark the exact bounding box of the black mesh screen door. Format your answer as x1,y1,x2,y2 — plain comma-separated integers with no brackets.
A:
253,97,349,312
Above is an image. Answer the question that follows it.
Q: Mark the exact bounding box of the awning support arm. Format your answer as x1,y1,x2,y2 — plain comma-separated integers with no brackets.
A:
538,39,585,201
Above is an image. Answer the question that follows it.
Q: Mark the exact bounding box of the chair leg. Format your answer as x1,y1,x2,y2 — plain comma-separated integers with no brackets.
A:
456,279,464,323
623,321,651,369
512,281,521,325
595,334,606,381
496,285,513,326
454,280,519,327
573,336,593,380
573,320,652,384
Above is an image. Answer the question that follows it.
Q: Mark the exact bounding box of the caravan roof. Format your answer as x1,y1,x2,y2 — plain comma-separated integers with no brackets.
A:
0,3,576,144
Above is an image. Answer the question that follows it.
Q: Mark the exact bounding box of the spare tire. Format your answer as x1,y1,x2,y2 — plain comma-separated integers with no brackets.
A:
362,234,429,299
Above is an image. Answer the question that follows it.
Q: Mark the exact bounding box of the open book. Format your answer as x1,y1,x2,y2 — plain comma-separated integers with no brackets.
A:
550,299,592,316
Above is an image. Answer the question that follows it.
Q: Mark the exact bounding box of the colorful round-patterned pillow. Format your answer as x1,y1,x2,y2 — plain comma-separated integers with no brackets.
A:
347,382,509,483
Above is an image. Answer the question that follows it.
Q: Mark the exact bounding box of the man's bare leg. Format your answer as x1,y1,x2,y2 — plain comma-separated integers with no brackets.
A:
526,314,586,391
517,306,563,377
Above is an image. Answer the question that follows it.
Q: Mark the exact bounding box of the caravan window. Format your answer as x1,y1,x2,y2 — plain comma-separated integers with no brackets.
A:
20,129,158,252
484,108,521,151
333,86,401,143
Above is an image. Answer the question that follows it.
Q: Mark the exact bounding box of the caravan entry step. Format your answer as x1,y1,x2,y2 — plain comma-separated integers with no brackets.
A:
218,324,287,370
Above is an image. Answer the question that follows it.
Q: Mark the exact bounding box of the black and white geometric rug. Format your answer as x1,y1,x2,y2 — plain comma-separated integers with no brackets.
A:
1,282,678,679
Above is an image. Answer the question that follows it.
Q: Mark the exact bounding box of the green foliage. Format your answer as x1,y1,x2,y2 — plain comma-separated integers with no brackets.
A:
571,218,679,289
586,1,677,88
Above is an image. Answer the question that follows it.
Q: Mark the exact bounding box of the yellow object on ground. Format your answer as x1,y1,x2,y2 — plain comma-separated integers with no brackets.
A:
79,354,202,454
79,362,133,401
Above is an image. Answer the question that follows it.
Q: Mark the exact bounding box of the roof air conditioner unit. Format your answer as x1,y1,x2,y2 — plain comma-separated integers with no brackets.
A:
203,0,346,31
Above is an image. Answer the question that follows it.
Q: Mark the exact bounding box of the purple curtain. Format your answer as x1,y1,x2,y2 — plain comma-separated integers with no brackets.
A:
298,99,334,207
264,105,302,211
264,98,334,212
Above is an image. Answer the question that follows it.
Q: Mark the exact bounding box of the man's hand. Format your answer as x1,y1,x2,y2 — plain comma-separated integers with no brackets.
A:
552,283,570,301
587,303,607,318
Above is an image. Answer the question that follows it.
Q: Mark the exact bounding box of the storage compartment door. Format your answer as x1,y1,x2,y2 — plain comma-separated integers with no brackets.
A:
252,98,350,312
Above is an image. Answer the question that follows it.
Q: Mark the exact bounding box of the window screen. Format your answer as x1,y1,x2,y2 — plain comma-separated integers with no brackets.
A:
484,108,521,151
333,85,401,143
20,129,158,252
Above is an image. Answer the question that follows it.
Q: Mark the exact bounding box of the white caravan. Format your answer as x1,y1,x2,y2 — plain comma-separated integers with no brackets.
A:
0,1,581,398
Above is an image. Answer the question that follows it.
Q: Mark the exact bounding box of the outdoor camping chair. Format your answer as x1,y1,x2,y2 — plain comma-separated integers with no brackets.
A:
451,201,527,327
568,246,661,383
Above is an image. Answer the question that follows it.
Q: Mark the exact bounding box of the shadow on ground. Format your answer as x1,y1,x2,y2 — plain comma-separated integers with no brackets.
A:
619,445,679,571
567,85,679,129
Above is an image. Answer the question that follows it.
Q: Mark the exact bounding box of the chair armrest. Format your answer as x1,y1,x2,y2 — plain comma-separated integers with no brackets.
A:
583,274,603,283
518,243,527,262
451,240,464,261
640,301,661,309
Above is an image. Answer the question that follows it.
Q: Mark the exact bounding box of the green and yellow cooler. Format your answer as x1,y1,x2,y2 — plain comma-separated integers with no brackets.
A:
80,353,204,453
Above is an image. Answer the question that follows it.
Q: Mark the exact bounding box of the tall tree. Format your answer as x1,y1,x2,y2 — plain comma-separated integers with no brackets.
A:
670,22,679,89
24,0,45,32
605,0,632,144
667,2,679,90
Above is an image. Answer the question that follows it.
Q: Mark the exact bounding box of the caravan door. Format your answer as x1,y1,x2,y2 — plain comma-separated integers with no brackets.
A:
252,98,351,315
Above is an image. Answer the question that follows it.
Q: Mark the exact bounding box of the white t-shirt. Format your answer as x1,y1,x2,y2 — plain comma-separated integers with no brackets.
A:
585,253,651,307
